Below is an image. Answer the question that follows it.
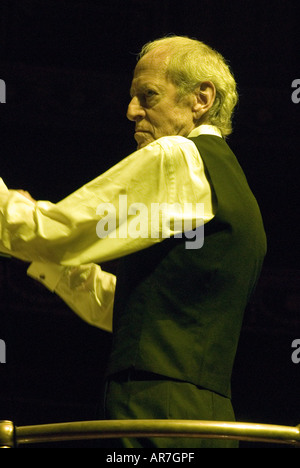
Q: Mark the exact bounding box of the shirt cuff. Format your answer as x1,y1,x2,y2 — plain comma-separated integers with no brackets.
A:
27,262,65,292
0,178,9,196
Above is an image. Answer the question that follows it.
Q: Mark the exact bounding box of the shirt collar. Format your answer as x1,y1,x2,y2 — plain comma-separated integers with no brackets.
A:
188,124,222,138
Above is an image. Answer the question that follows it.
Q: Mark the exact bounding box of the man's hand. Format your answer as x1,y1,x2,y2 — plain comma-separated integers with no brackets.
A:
17,190,36,202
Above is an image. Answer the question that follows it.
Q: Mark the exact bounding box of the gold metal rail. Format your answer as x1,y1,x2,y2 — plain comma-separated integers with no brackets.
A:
1,419,299,447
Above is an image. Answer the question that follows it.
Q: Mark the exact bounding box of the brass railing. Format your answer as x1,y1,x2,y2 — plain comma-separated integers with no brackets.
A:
0,419,299,447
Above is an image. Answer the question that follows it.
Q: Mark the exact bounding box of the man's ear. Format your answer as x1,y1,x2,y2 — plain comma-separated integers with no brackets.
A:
192,81,216,120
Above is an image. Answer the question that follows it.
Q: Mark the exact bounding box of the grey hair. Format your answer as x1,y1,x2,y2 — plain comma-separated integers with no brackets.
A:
138,36,238,137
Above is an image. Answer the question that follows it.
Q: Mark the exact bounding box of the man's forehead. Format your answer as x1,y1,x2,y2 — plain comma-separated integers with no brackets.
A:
134,47,170,76
129,73,165,97
129,54,166,95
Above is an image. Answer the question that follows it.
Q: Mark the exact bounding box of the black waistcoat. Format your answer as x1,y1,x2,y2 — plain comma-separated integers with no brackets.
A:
106,135,267,397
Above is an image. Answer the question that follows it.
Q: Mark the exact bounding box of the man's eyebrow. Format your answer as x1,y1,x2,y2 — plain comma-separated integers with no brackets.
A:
129,85,136,98
130,82,161,98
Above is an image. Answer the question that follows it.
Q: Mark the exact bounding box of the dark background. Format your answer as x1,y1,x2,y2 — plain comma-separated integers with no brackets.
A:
0,0,299,448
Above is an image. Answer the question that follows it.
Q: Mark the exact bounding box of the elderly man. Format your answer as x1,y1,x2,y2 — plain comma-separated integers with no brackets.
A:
0,36,266,448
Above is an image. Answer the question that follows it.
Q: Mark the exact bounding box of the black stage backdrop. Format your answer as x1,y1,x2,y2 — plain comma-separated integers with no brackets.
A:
0,0,299,448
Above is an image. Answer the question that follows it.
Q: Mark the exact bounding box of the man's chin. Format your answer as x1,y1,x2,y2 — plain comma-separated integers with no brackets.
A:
137,141,150,150
135,133,154,149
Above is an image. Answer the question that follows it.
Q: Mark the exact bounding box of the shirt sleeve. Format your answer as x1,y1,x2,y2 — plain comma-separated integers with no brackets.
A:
27,262,115,332
0,136,214,266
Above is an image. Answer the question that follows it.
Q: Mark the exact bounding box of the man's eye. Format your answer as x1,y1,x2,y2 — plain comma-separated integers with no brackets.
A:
145,89,156,98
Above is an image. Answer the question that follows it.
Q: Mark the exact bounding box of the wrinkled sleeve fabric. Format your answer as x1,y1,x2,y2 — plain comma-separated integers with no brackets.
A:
0,136,214,266
27,262,115,332
1,135,214,330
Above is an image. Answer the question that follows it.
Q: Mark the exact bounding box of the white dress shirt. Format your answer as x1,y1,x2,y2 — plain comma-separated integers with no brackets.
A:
1,124,221,331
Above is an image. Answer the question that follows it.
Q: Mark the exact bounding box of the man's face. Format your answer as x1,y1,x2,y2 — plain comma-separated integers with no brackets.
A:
127,50,197,149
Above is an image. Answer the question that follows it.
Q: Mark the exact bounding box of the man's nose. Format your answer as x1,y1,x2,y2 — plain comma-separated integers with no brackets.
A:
126,97,146,121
